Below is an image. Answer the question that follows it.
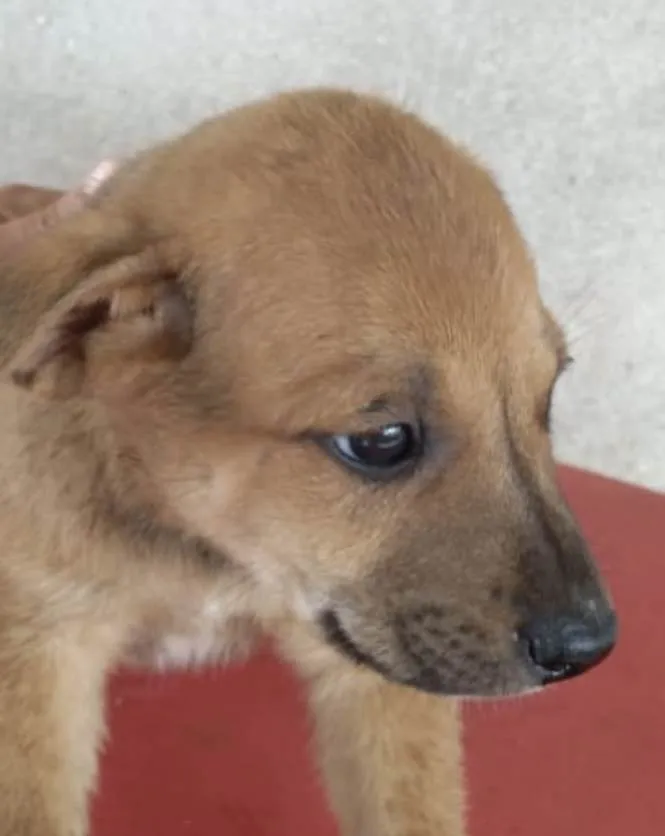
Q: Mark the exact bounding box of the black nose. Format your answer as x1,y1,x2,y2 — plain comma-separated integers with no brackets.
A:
519,610,617,685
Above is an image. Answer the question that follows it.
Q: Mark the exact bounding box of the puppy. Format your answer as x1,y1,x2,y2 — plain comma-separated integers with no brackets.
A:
0,88,616,836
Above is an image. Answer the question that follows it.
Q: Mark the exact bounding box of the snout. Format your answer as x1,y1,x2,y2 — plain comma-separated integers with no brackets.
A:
518,608,617,685
319,600,617,697
315,490,618,698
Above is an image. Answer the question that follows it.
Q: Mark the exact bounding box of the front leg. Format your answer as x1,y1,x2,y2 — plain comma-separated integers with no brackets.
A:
275,622,464,836
0,624,116,836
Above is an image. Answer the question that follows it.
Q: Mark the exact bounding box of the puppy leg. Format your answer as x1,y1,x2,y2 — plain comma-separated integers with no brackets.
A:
0,626,117,836
276,624,464,836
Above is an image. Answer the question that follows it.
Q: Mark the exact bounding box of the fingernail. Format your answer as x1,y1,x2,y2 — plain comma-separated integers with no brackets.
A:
82,160,117,195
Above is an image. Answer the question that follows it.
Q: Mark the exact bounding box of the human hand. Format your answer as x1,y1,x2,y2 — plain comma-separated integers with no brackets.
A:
0,161,116,257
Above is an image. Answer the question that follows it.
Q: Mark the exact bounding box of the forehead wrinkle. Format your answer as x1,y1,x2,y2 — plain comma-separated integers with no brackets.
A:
258,353,418,434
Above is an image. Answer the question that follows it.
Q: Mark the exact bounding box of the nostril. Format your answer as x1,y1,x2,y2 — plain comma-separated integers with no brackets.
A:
519,627,573,682
519,611,617,685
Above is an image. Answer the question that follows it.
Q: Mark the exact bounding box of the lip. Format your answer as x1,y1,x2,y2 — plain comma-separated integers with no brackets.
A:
318,609,390,677
319,611,545,698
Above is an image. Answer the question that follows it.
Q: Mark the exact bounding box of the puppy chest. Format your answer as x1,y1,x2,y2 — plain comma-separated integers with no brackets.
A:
124,598,258,670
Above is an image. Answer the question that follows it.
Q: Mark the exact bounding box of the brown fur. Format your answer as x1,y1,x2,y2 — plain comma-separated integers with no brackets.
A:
0,88,614,835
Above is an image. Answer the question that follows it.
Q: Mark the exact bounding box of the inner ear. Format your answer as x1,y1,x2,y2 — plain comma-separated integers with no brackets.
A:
8,249,193,392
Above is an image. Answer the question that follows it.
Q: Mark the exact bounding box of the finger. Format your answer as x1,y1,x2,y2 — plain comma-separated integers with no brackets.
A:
46,160,118,225
0,161,117,256
0,185,65,222
81,160,117,196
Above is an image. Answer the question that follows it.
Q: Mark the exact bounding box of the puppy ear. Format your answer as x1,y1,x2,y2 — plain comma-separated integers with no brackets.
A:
4,213,193,396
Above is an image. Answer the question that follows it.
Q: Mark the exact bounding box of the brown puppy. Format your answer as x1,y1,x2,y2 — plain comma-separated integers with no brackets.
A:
0,89,616,836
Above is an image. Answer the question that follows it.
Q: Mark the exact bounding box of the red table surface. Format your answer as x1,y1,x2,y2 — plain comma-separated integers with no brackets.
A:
91,467,665,836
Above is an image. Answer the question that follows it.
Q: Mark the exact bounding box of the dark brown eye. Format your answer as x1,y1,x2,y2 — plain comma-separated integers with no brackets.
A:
327,423,420,478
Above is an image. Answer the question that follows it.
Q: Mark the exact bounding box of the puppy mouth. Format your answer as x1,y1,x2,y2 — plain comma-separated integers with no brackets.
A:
318,608,530,697
319,609,391,678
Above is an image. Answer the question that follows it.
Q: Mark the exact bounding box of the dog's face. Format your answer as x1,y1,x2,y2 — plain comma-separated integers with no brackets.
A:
4,89,616,697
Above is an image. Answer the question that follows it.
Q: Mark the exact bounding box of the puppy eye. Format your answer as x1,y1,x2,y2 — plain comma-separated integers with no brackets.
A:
326,422,420,479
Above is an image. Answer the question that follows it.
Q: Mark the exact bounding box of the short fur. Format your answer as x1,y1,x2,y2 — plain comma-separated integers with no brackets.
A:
0,88,614,835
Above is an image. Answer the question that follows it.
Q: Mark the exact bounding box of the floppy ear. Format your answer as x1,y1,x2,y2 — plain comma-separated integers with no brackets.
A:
3,211,193,397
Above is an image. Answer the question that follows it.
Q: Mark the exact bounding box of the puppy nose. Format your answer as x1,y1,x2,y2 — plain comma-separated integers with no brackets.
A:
519,610,617,685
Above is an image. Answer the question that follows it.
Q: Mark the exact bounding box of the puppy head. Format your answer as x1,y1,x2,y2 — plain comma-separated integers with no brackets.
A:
3,89,616,697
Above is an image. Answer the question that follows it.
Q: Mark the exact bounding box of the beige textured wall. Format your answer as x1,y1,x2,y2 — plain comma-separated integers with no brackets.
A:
1,0,664,489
